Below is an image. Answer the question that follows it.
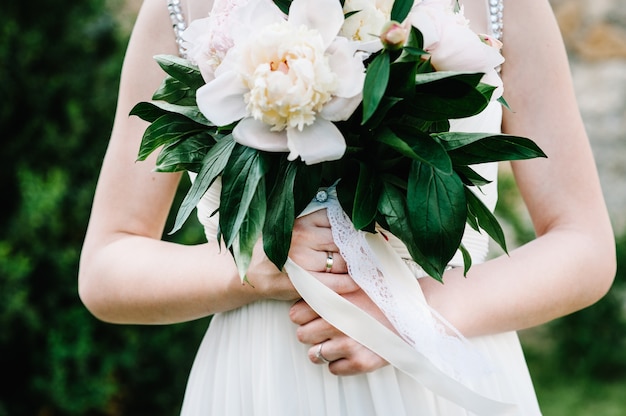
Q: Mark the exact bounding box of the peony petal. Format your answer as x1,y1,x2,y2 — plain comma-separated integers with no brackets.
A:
327,38,366,98
320,95,362,122
233,117,290,152
410,7,442,51
356,39,384,55
289,0,344,48
287,119,346,165
196,71,248,126
232,0,285,44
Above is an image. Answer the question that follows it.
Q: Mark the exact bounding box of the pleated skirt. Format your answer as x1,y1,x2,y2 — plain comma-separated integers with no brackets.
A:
180,299,541,415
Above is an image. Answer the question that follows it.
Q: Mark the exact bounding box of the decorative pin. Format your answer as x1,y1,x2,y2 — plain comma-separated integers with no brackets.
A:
315,190,328,203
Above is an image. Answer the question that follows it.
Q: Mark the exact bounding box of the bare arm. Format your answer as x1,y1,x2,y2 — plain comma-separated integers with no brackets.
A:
78,1,257,324
419,0,616,336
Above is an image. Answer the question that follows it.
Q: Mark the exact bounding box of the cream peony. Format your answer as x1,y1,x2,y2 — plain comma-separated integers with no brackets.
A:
195,0,365,165
409,0,505,98
340,0,394,42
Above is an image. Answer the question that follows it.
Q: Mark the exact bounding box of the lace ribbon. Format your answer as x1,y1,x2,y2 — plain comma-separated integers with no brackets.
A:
288,185,519,415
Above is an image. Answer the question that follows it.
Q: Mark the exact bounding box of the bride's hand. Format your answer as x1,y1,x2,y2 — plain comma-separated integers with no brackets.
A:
289,210,359,294
247,210,359,301
289,291,390,375
288,209,389,375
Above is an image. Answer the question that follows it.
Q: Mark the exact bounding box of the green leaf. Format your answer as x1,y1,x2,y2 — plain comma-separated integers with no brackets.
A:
232,178,267,281
407,161,467,277
136,114,207,161
476,82,497,103
410,72,490,120
459,244,472,276
362,51,390,124
377,181,442,280
273,0,292,14
155,132,215,173
376,126,452,174
413,71,483,86
352,162,380,230
388,60,418,99
130,101,212,126
294,163,323,215
465,204,479,231
170,135,236,234
365,96,403,127
154,54,205,90
438,133,547,165
434,131,501,150
465,188,508,254
498,95,512,111
153,75,195,105
455,165,491,187
397,28,426,63
220,146,269,249
391,0,413,22
130,101,168,123
263,160,298,270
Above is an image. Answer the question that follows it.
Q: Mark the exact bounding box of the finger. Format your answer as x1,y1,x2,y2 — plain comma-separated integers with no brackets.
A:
289,299,319,325
308,340,334,365
328,354,388,376
288,246,343,275
312,272,360,295
318,250,348,274
297,209,331,227
324,339,389,375
295,317,338,345
291,216,337,254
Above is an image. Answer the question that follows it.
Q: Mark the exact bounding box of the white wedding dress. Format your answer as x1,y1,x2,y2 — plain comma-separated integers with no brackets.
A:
173,1,543,414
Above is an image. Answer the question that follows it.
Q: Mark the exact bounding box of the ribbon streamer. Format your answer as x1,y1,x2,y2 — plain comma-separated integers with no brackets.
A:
288,187,519,415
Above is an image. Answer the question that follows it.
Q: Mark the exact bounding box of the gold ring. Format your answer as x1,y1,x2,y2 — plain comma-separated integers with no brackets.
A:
325,252,333,273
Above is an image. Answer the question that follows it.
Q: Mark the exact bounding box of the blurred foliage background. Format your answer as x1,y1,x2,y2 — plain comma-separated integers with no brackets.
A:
0,0,624,415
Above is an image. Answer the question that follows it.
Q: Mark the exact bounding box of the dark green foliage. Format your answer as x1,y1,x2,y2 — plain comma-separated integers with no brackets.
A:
0,1,207,415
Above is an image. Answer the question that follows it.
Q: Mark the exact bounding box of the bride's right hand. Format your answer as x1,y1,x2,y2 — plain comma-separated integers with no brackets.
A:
289,210,359,295
246,209,359,302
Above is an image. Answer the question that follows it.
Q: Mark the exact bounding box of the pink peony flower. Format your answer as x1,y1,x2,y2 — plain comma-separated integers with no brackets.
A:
409,0,505,98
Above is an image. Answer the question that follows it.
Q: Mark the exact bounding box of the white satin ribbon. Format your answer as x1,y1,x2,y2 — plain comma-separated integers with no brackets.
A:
286,186,519,415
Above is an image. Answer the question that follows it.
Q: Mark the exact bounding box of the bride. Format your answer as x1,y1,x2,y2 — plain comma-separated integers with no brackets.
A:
78,0,616,414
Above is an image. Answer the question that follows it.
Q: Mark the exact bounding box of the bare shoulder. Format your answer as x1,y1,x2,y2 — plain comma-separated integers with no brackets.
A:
500,0,570,126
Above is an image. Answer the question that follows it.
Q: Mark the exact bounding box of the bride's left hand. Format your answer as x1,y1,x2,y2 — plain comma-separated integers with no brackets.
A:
289,290,390,375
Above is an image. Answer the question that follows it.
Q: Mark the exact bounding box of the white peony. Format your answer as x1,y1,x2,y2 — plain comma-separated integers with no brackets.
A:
195,0,365,165
340,0,394,42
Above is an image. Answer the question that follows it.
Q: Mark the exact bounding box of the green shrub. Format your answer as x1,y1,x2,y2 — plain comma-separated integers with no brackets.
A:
0,2,207,414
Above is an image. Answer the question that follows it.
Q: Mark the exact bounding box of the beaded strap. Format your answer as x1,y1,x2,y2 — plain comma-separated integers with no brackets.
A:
167,0,187,57
489,0,504,41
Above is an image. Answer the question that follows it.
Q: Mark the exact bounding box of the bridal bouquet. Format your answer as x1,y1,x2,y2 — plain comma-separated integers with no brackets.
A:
131,0,545,281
